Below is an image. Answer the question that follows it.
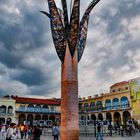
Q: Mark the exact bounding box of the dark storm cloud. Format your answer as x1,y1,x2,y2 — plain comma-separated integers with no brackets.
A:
0,0,60,97
0,44,21,68
11,68,45,86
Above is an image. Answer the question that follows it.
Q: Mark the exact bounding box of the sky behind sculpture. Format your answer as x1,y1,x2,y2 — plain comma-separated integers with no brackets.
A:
0,0,140,98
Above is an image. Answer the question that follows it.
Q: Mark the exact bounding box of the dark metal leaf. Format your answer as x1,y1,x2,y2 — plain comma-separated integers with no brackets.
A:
68,0,80,57
44,0,66,63
61,0,69,36
78,0,101,62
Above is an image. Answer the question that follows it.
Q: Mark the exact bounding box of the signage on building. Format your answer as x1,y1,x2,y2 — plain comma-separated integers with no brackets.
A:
33,120,52,127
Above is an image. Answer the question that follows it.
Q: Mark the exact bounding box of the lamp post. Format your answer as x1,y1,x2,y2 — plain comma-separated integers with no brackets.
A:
41,0,101,139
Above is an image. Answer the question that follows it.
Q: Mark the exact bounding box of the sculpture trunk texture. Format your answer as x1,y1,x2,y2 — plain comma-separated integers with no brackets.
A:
61,42,79,140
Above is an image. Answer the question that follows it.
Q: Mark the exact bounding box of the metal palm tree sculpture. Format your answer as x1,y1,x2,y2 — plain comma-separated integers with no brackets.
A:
41,0,100,139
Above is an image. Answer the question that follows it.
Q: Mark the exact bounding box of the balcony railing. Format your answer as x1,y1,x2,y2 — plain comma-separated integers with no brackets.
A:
16,107,58,114
0,112,14,116
79,104,130,112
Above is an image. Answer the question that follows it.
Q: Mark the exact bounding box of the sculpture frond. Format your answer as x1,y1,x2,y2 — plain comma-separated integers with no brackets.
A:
61,0,69,35
68,0,80,57
40,11,52,18
77,0,101,62
46,0,66,62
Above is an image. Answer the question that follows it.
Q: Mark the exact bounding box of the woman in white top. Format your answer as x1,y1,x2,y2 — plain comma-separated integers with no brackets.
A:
6,123,17,140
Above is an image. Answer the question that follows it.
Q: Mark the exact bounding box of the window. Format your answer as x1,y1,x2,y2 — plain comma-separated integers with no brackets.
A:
96,101,102,111
112,98,119,109
50,106,55,112
105,99,111,110
112,89,115,92
27,104,34,112
125,87,128,90
121,96,129,108
7,106,13,114
42,105,49,112
19,105,25,112
90,102,95,111
84,103,89,111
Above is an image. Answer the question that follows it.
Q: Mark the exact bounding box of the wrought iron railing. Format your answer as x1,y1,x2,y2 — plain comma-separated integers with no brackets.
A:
79,104,130,112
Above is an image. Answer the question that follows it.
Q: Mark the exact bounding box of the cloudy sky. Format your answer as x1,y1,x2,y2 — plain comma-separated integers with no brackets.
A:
0,0,140,99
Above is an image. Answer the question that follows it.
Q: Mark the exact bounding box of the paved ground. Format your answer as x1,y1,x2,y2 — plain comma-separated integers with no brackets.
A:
1,133,140,140
40,133,140,140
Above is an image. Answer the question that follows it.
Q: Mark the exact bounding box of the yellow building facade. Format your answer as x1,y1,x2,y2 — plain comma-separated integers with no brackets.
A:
79,81,132,125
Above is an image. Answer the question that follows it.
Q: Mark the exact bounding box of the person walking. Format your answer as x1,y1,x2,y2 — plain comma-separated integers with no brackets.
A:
96,123,103,140
120,125,124,137
6,123,17,140
32,125,42,140
19,123,24,139
24,122,28,138
52,124,59,140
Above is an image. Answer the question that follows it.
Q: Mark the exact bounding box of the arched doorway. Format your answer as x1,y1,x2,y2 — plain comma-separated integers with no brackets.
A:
19,114,26,125
35,115,41,121
91,114,96,120
42,115,48,120
106,112,112,122
114,112,121,125
98,113,103,121
0,118,5,124
123,111,131,124
49,115,55,123
91,114,96,125
6,118,12,125
27,114,33,126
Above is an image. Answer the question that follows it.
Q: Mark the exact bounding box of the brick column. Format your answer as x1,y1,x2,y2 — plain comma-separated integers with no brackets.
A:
61,42,79,140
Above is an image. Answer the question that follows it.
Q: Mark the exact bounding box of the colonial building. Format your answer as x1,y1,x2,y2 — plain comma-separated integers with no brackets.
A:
79,81,132,125
0,96,16,125
1,77,140,127
11,96,61,126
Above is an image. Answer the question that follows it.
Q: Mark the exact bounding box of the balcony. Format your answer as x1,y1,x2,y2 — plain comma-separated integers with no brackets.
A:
0,112,14,116
79,104,130,113
16,107,58,114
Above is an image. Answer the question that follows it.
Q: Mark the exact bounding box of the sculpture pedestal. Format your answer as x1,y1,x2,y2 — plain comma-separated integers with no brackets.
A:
60,45,79,140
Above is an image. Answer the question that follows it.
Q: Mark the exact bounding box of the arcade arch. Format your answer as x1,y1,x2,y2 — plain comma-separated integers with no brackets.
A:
106,112,112,121
123,111,131,124
114,112,121,124
27,114,33,126
19,114,26,125
98,113,103,121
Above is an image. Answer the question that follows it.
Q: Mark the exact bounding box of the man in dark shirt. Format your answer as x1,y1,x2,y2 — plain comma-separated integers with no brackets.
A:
33,126,42,140
96,123,103,140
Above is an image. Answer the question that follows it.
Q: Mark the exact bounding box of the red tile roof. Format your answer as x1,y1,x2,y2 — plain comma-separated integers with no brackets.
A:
110,81,129,88
12,96,60,105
